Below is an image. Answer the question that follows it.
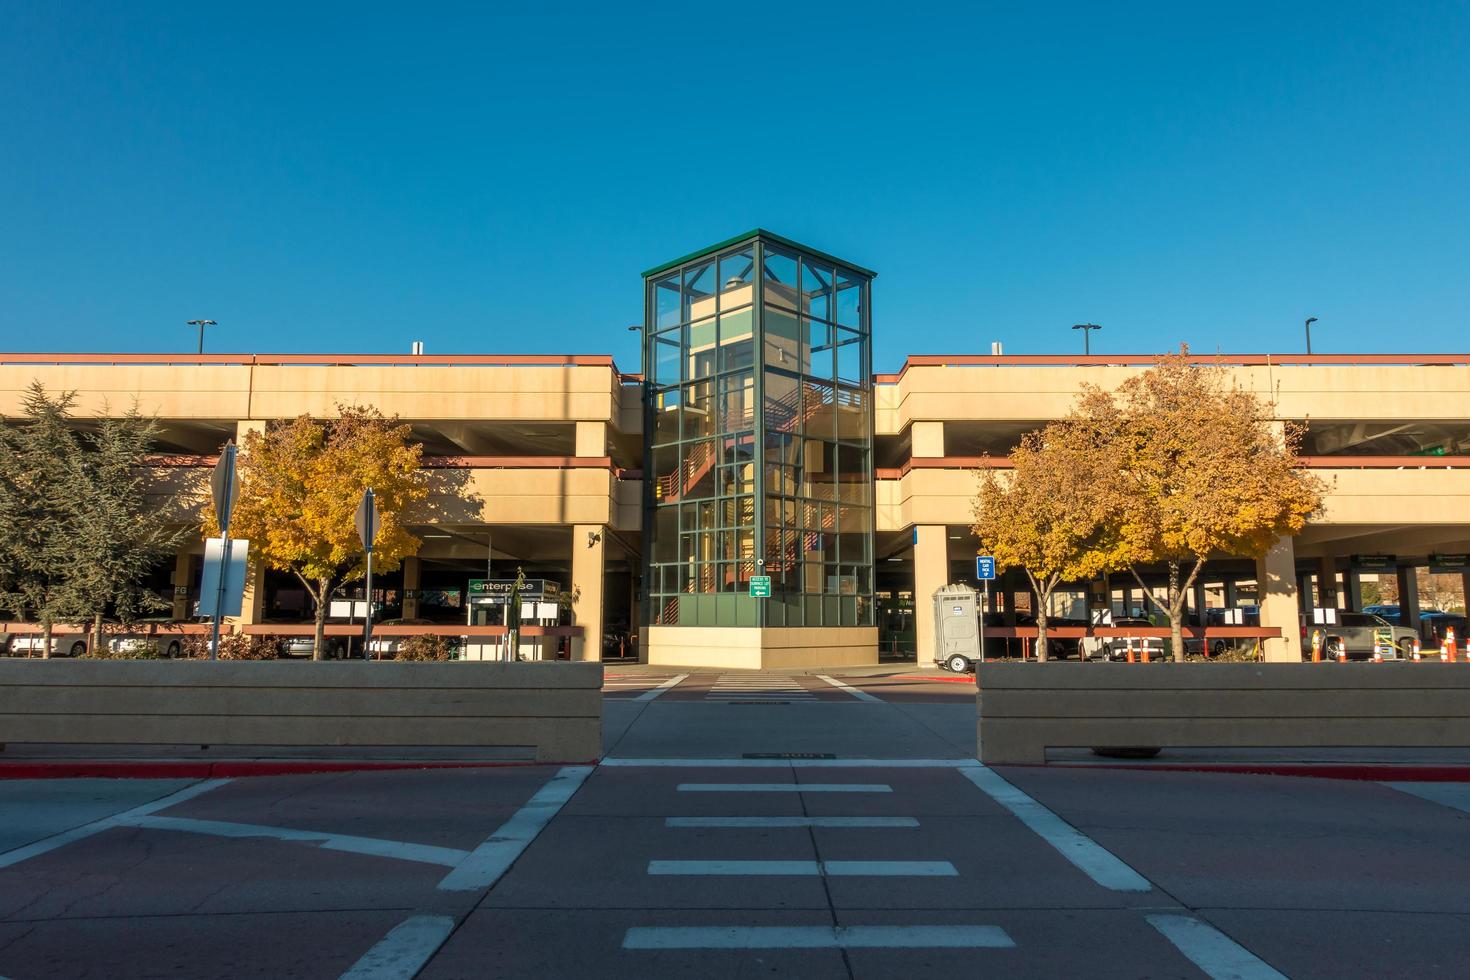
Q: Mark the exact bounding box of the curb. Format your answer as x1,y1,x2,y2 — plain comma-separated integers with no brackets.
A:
0,759,597,780
1035,762,1470,782
889,674,976,684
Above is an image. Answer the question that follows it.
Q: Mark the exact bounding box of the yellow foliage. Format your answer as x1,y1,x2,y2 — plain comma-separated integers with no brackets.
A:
218,406,430,585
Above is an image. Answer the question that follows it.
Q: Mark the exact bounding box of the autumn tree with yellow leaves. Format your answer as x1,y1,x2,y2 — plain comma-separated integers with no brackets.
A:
972,419,1128,661
223,406,430,660
974,350,1325,663
1078,351,1326,661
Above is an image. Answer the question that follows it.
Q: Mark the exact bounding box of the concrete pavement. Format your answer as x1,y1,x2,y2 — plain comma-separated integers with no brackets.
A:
2,670,1469,977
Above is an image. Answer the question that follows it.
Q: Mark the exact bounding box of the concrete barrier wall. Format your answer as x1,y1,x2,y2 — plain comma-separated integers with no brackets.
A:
0,660,603,763
976,663,1470,765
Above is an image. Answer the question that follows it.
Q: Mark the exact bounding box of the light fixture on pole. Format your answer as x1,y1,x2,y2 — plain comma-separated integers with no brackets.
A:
1072,323,1101,355
1305,316,1318,354
187,319,217,355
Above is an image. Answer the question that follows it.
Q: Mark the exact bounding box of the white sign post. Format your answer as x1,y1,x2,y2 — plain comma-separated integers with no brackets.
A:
206,442,239,659
355,488,379,659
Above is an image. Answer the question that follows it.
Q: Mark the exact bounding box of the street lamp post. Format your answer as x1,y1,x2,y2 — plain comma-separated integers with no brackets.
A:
1305,316,1318,355
187,319,217,355
1072,323,1101,355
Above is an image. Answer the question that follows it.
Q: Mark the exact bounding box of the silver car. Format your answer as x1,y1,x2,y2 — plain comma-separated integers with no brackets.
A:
11,630,91,657
1304,612,1420,660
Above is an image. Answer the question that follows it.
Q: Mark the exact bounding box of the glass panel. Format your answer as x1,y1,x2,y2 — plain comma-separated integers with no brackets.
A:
835,387,869,442
806,319,835,381
651,444,677,504
718,247,756,312
684,440,717,500
654,274,681,329
801,259,834,322
652,332,681,386
836,328,863,385
683,261,717,323
686,317,717,381
684,380,717,440
836,270,862,329
801,382,835,440
653,508,678,562
653,387,682,444
764,306,800,369
719,372,756,431
762,246,799,310
718,309,754,373
764,370,799,433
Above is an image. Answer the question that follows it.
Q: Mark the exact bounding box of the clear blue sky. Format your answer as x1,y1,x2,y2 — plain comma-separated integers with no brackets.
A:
2,2,1467,371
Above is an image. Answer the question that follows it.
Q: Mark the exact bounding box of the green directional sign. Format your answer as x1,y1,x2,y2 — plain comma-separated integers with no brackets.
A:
749,575,772,598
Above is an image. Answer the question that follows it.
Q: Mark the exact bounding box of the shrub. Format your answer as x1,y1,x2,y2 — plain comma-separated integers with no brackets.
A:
83,640,161,660
183,633,279,660
397,633,455,661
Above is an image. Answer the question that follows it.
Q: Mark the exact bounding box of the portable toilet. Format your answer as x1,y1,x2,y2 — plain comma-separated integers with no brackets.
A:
932,583,981,670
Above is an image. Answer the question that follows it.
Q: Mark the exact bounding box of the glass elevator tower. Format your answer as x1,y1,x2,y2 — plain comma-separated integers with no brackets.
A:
642,231,875,635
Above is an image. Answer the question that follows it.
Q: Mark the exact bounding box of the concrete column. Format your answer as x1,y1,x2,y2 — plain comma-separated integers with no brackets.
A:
229,562,266,626
911,421,945,458
576,421,608,457
913,525,948,662
402,557,421,619
1256,537,1303,662
1193,580,1208,627
571,524,606,661
1462,572,1470,617
1225,580,1240,608
1345,568,1364,611
1396,565,1421,633
1317,557,1338,608
171,551,195,619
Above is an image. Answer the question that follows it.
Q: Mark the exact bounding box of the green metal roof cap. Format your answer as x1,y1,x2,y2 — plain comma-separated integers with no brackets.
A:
641,228,877,279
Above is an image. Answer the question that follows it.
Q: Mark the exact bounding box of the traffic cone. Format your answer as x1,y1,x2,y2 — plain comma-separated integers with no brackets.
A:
1311,629,1323,663
1336,638,1347,663
1125,637,1135,663
1372,646,1383,663
1141,639,1151,664
1444,627,1458,663
1412,638,1422,661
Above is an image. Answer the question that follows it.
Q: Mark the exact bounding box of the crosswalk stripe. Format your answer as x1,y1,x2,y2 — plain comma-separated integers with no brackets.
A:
623,925,1015,950
665,816,920,828
648,860,957,876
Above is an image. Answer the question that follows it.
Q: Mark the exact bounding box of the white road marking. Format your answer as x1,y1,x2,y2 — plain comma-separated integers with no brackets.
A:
437,765,592,891
1145,914,1287,980
129,815,468,867
0,778,230,870
630,673,689,701
623,924,1015,949
707,674,816,701
648,860,956,876
1383,781,1470,815
677,783,892,793
816,674,883,702
959,765,1152,892
339,914,456,980
666,816,920,828
602,758,976,768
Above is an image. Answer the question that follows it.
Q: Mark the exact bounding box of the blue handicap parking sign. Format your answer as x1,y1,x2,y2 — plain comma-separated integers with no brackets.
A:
975,556,996,580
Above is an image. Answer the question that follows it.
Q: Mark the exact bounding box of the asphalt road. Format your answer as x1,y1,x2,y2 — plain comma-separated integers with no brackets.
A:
3,670,1469,978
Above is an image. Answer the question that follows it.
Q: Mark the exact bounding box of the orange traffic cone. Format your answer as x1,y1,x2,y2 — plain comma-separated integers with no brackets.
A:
1336,638,1347,663
1125,637,1136,663
1311,629,1323,663
1444,627,1458,663
1412,638,1422,661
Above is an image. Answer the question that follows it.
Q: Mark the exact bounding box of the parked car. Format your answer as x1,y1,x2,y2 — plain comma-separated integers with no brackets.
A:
11,626,95,657
1301,611,1419,660
1362,604,1401,623
267,620,348,659
1184,607,1262,657
1094,618,1168,661
107,618,196,658
365,619,438,659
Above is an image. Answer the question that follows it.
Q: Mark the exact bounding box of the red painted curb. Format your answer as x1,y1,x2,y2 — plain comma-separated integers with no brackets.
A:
1033,762,1470,782
890,674,977,684
0,759,597,780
